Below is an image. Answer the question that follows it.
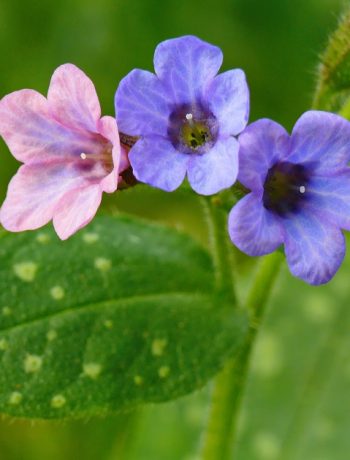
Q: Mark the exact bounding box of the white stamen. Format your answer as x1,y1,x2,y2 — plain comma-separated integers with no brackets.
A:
185,113,193,121
80,153,87,160
299,186,306,194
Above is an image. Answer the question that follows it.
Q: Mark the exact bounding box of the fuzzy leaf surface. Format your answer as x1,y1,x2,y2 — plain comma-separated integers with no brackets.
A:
0,215,246,419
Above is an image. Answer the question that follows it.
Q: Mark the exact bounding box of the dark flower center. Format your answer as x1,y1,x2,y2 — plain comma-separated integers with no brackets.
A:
168,104,218,154
263,162,310,216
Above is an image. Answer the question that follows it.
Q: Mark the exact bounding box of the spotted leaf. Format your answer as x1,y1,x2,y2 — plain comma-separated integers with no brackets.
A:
0,215,246,419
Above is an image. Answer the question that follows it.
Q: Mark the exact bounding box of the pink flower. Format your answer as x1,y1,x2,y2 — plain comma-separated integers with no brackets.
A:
0,64,128,240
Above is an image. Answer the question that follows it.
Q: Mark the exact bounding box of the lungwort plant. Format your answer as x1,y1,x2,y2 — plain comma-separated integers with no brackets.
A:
1,5,350,459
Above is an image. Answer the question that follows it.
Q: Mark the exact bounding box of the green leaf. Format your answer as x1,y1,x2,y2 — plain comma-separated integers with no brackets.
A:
313,6,350,113
0,215,246,419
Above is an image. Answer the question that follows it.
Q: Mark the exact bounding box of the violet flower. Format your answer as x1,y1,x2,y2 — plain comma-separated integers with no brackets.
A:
115,35,249,195
0,64,128,240
228,111,350,285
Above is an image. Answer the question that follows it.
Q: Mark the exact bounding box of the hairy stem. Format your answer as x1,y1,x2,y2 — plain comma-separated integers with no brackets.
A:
201,252,283,460
200,198,236,300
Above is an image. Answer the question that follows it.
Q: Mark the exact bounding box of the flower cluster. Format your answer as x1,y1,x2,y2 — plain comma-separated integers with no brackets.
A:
1,35,350,285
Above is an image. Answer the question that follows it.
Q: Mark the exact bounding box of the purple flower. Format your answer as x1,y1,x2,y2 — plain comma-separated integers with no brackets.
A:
228,111,350,285
115,35,249,195
0,64,128,240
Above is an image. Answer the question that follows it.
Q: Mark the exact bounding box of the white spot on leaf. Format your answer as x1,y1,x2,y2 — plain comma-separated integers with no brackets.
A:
36,233,50,244
94,257,112,272
151,338,167,356
51,394,66,408
9,392,22,405
24,354,43,373
104,320,113,329
83,362,102,379
134,375,143,385
13,262,38,282
158,366,170,379
46,330,57,342
50,286,65,300
0,338,8,351
83,232,99,244
2,306,12,316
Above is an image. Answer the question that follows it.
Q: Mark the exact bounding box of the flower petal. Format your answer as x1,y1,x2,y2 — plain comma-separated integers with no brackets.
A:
53,184,102,240
115,69,171,137
305,170,350,231
97,115,124,193
283,209,345,285
238,119,290,191
187,137,238,195
228,193,284,256
0,161,92,232
207,69,249,136
48,63,101,133
154,35,223,104
0,89,103,163
289,111,350,173
128,136,188,192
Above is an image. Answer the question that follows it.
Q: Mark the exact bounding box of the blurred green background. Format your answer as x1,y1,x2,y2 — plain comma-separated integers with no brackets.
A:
0,0,349,459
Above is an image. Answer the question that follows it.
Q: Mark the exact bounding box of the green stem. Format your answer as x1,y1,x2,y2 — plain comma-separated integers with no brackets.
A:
201,252,283,460
200,198,236,301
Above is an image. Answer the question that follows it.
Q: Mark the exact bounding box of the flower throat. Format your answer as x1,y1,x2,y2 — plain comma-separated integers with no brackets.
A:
168,104,218,155
263,162,310,216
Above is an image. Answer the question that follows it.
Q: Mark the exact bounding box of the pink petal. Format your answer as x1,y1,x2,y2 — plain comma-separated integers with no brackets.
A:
53,184,102,240
119,144,130,175
0,161,91,232
0,89,103,163
48,63,101,133
97,115,126,193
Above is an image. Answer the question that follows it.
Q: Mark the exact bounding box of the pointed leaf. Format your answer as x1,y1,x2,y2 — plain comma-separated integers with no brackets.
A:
0,215,246,419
